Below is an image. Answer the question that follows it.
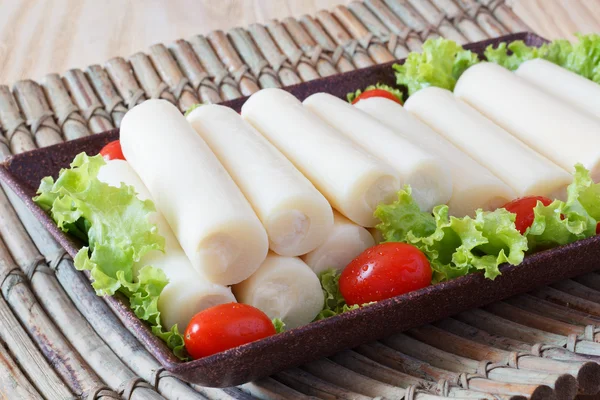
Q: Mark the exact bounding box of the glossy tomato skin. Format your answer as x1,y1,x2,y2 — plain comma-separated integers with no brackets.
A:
99,140,126,161
339,242,431,306
351,89,403,105
184,303,276,359
502,196,553,234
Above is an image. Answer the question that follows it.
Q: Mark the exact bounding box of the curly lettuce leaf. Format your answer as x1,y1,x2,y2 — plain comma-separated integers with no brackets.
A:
393,38,480,96
34,153,186,359
313,269,374,320
527,164,598,249
485,34,600,83
346,83,404,104
184,103,204,116
272,318,286,333
375,187,527,283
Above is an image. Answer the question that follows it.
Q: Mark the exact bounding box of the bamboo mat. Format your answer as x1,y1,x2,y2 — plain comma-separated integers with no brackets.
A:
0,1,599,400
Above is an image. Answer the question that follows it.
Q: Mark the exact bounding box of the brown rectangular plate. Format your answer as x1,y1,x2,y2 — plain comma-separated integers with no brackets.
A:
2,32,596,388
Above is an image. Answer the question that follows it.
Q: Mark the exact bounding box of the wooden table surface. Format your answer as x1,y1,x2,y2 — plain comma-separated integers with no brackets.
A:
0,0,598,86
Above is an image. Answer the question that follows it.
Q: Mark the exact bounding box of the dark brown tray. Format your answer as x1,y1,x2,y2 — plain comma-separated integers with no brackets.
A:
2,32,591,389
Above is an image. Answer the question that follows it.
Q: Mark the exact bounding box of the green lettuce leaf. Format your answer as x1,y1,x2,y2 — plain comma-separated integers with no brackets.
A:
375,187,527,283
393,37,480,96
272,318,286,333
184,103,203,116
346,83,404,104
527,164,598,249
34,153,186,359
485,34,600,83
313,269,373,320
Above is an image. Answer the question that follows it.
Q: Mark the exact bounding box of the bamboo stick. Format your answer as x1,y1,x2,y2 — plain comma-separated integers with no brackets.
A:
474,11,510,37
0,339,43,400
0,86,36,153
315,10,376,69
266,20,321,82
430,0,464,19
574,273,600,292
348,1,411,59
453,16,490,42
0,287,74,399
330,350,503,399
282,16,348,76
532,286,600,318
297,15,356,73
406,0,445,26
12,81,62,147
206,30,261,96
506,294,600,330
410,325,600,395
191,385,253,400
105,57,147,109
246,23,302,86
362,0,424,51
381,0,432,37
149,43,200,112
41,74,90,141
85,65,129,127
385,333,576,399
435,19,469,44
331,6,397,63
486,2,530,33
227,27,283,89
63,69,114,134
436,318,594,363
553,279,600,306
240,377,316,400
0,186,164,400
129,52,177,105
303,357,408,399
0,231,101,398
188,34,243,101
169,39,223,104
485,302,584,338
356,342,554,399
273,368,372,400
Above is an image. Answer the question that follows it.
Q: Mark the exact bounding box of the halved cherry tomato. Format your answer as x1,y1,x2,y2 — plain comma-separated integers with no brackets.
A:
502,196,553,234
339,242,431,306
184,303,276,359
99,140,125,161
351,89,403,105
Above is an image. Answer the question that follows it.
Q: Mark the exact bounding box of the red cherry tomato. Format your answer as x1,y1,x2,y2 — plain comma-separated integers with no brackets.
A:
184,303,276,359
351,89,403,105
502,196,553,234
596,222,600,235
99,140,125,161
339,242,431,306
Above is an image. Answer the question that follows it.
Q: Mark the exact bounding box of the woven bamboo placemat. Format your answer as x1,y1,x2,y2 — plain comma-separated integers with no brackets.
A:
1,1,599,399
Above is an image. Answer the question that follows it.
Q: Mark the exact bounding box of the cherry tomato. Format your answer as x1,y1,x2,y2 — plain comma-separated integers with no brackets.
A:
339,242,431,306
99,140,125,161
351,89,403,105
502,196,553,234
596,222,600,235
184,303,276,359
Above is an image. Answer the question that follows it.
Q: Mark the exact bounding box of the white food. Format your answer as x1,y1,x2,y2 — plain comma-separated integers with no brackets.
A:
405,87,572,199
187,105,334,256
97,160,236,330
355,97,515,216
120,99,269,286
516,58,600,120
455,62,600,180
301,211,375,274
303,93,452,212
233,253,324,329
368,227,384,244
241,88,400,228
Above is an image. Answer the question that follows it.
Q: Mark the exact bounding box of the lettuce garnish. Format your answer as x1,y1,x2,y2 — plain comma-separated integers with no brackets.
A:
375,186,527,283
313,269,374,320
392,37,480,96
34,153,186,359
485,33,600,83
346,83,404,104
